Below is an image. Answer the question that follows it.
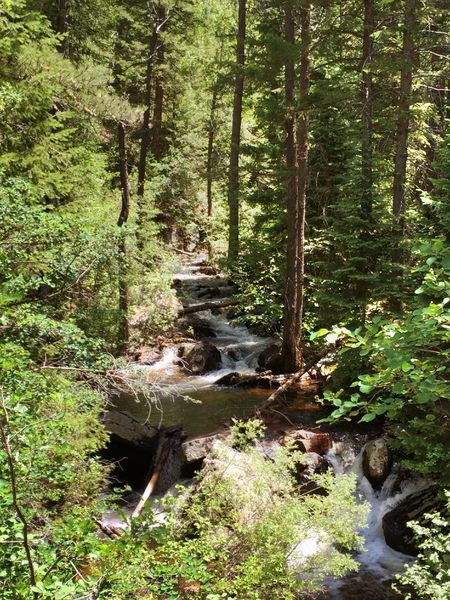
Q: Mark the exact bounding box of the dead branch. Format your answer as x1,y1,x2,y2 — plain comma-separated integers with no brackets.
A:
258,354,324,412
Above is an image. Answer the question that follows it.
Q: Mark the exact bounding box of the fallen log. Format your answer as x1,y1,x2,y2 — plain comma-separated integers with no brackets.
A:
258,354,324,412
132,441,171,518
178,298,239,316
94,518,123,539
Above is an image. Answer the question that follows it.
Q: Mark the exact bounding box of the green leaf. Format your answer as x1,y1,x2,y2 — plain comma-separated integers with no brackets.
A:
359,413,376,423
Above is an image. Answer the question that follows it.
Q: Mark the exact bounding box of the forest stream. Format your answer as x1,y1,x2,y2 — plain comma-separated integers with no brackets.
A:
106,258,423,600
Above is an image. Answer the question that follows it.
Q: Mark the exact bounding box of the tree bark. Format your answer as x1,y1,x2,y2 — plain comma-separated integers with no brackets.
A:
206,83,219,259
56,0,69,55
136,5,167,250
227,0,247,264
361,0,375,217
392,0,419,228
281,2,310,373
117,122,130,349
150,39,165,161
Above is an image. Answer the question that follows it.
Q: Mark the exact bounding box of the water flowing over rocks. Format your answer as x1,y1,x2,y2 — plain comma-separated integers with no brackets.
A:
109,257,429,599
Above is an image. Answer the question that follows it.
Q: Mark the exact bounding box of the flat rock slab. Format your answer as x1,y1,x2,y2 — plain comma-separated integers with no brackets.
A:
103,410,158,448
182,431,230,464
279,428,333,455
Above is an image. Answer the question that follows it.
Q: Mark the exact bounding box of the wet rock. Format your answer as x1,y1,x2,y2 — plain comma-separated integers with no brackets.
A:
198,287,221,299
257,343,281,370
182,431,230,464
199,265,217,276
295,452,331,495
182,341,221,374
362,438,392,489
215,372,242,386
137,346,163,366
215,371,283,389
280,429,333,455
177,343,196,358
382,485,443,555
297,452,331,476
181,316,216,339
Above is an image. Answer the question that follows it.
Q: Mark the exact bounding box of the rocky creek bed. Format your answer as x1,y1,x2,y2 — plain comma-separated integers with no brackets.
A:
102,257,434,599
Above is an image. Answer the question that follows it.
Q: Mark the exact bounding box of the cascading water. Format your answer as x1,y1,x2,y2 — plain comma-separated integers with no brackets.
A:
111,258,424,597
323,440,426,599
115,258,275,436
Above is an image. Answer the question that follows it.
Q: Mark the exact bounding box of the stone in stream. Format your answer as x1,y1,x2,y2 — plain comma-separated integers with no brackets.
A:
362,438,392,489
257,342,281,370
279,429,333,455
103,410,159,449
179,316,216,339
382,484,444,555
181,341,221,374
197,286,221,299
182,431,231,464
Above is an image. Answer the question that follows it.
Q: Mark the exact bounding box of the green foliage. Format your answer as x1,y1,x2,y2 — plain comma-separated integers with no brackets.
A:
230,417,266,450
395,492,450,600
0,344,109,599
318,240,450,481
129,437,367,599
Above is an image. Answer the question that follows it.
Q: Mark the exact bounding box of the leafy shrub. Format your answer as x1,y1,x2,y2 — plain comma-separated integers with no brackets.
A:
317,240,450,481
395,492,450,600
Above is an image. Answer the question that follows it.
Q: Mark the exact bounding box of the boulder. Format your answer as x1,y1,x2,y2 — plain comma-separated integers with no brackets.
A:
183,316,216,339
215,372,242,387
138,346,163,366
295,452,332,495
257,343,281,370
280,429,332,455
297,452,331,476
362,438,392,489
215,371,284,389
182,341,221,374
103,410,158,449
198,287,221,299
182,431,230,464
382,485,442,555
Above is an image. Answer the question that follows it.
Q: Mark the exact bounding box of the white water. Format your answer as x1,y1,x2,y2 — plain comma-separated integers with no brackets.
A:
325,440,426,597
135,257,274,390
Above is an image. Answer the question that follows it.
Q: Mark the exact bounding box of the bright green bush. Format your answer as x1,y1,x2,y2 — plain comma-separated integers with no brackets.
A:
317,239,450,481
395,492,450,600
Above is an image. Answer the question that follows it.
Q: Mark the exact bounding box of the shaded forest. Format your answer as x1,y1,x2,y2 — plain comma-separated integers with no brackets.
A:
0,0,449,598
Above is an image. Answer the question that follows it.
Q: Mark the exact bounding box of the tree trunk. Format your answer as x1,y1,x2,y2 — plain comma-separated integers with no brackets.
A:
136,5,167,250
392,0,419,228
56,0,69,55
361,0,375,217
117,122,131,349
206,83,219,259
281,3,310,373
227,0,247,264
151,39,165,161
281,3,300,372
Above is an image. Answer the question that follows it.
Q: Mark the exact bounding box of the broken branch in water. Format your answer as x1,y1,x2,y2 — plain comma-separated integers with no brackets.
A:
258,354,325,412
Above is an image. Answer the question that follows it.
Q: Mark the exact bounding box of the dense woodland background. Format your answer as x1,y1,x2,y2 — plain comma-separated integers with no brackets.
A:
0,0,449,598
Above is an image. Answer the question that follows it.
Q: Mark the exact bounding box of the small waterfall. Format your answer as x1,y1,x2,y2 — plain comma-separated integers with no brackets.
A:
325,440,427,598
